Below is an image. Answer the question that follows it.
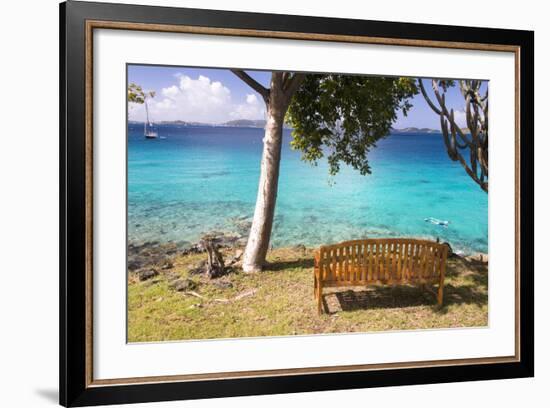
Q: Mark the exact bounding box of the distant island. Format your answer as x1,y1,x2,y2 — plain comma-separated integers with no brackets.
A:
223,119,270,128
160,120,214,127
389,127,441,134
129,120,441,134
221,119,293,129
129,119,292,129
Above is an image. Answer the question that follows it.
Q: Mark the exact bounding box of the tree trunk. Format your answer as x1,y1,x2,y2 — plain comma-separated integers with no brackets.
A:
242,73,287,272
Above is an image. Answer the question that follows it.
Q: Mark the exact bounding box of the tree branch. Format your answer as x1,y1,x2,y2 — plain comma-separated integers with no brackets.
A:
431,80,471,147
418,79,442,115
283,73,306,100
282,72,291,87
230,69,270,103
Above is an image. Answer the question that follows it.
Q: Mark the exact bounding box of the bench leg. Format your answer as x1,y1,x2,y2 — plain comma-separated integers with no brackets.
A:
317,285,323,315
314,276,317,300
437,282,444,306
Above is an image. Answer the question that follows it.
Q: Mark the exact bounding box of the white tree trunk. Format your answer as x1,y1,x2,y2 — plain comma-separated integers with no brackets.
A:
242,74,286,272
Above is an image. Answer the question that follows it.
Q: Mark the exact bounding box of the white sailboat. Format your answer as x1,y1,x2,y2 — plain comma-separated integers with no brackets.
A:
144,99,158,139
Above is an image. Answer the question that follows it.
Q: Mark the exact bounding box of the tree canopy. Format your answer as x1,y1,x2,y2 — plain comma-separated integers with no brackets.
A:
128,83,155,104
285,74,418,176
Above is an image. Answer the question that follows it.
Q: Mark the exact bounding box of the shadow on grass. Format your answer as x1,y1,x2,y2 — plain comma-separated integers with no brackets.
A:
446,256,488,276
263,258,314,272
325,257,488,315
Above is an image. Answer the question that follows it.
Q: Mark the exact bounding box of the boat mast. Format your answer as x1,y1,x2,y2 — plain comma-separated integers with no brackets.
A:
144,97,150,134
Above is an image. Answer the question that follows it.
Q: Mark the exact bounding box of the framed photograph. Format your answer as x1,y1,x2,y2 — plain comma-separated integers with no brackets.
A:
60,0,534,406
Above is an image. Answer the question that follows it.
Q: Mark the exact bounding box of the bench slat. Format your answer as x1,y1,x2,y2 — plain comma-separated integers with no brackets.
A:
317,238,448,286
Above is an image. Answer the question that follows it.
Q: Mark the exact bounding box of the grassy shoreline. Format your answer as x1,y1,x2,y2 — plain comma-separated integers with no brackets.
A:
128,244,488,343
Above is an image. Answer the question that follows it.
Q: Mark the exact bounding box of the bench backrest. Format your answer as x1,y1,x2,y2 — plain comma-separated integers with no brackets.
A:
317,239,448,284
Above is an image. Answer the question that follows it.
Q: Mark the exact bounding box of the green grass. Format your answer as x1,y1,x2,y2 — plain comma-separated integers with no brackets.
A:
128,247,488,342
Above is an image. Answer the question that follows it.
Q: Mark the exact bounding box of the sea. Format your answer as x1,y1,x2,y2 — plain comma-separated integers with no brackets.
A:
128,124,488,255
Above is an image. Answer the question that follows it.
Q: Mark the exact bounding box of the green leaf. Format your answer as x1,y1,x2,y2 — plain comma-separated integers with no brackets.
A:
286,74,418,176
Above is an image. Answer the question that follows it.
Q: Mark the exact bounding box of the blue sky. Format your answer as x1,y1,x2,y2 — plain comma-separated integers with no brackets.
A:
128,64,486,129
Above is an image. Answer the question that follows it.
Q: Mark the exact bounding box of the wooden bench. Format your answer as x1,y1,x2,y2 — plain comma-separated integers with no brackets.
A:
314,239,448,314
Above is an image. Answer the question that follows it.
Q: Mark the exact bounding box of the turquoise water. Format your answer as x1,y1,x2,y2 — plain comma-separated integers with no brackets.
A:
128,124,488,254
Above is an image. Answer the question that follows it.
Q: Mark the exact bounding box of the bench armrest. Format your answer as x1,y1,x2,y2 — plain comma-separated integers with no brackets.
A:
314,250,321,279
314,250,320,267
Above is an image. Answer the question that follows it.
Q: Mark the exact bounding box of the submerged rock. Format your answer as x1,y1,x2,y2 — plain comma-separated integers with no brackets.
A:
292,244,307,254
181,242,205,255
128,258,145,272
128,241,181,272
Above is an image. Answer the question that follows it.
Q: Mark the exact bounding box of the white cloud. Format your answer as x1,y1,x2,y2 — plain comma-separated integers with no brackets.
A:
229,93,265,120
452,109,467,129
155,98,175,109
161,85,178,98
129,74,265,123
246,94,258,104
